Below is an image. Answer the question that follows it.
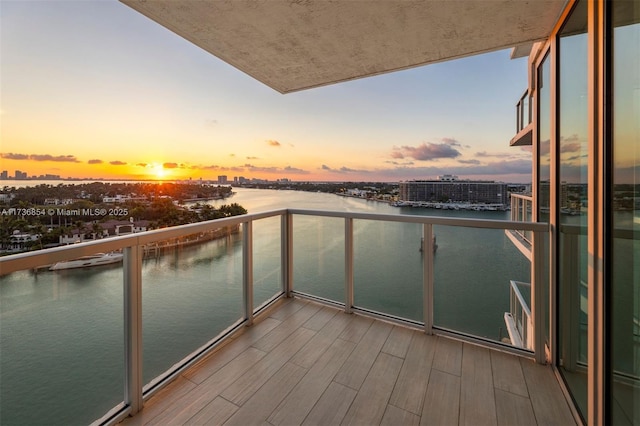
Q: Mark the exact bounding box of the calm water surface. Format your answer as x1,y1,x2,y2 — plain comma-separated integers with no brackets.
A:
1,188,530,425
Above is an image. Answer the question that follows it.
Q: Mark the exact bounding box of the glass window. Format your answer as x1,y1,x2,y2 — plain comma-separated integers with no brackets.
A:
556,0,589,420
611,1,640,424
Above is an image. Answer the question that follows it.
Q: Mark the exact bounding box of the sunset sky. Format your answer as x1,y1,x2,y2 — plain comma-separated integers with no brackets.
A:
1,0,533,183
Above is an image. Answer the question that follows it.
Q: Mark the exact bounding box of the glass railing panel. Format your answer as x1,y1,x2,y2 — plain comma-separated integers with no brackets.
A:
292,215,344,303
0,260,124,425
433,225,531,345
353,219,423,322
141,225,244,385
253,216,282,308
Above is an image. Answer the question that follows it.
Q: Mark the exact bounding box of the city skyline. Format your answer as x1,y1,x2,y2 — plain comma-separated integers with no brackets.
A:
1,0,532,183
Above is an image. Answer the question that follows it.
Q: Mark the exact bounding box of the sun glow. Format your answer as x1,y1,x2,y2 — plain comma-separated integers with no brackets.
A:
150,163,168,180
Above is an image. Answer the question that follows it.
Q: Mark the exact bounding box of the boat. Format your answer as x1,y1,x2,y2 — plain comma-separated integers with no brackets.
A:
49,252,124,271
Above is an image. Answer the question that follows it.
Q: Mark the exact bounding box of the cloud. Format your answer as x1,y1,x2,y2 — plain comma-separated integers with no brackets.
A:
2,153,81,162
267,140,281,147
539,139,551,156
1,153,29,160
246,156,260,160
441,137,462,147
33,154,80,162
283,166,309,174
560,142,582,154
205,119,218,127
385,160,415,166
136,163,148,167
384,159,533,179
163,162,179,169
391,141,461,161
110,160,127,166
458,159,481,165
321,164,371,174
87,159,103,165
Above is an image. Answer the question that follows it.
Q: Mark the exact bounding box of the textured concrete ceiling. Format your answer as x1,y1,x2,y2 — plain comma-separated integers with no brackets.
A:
121,0,567,94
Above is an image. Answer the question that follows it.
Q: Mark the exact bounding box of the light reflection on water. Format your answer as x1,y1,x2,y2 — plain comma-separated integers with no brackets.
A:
0,188,529,425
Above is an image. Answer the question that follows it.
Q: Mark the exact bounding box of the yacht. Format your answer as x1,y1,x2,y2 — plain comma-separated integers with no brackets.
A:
49,252,123,271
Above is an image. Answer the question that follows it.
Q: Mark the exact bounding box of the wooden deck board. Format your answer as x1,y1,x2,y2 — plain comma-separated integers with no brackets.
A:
290,311,353,369
333,320,393,390
490,349,529,398
421,369,461,426
381,404,421,426
301,381,357,426
120,298,577,426
388,331,436,414
223,362,307,426
220,327,315,405
432,335,463,376
520,358,577,425
459,343,497,426
341,352,404,425
268,338,356,425
183,317,281,384
381,325,414,358
494,388,536,426
184,396,238,426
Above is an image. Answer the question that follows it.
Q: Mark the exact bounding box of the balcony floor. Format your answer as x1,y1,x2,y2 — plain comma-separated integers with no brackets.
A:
121,297,576,426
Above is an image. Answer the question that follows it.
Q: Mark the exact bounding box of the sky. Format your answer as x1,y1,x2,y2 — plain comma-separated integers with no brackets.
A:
0,0,533,183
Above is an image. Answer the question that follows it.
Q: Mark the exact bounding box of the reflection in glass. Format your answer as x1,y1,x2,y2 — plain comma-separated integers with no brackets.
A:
537,52,552,356
538,54,551,224
557,0,589,419
612,2,640,423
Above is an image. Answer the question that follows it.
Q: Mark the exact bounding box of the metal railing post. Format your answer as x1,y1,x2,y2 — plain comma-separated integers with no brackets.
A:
124,245,143,414
281,213,293,297
243,221,254,326
423,224,434,334
345,217,354,314
532,229,546,363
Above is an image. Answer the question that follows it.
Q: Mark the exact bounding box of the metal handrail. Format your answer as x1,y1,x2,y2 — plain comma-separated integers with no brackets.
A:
508,280,532,350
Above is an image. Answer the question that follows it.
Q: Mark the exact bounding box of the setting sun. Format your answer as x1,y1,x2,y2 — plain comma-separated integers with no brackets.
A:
150,163,169,180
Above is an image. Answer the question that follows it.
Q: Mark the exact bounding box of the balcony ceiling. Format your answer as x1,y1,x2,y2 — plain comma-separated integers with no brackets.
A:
120,0,567,93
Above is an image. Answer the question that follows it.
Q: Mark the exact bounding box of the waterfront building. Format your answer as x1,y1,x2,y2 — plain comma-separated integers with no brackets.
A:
399,177,508,205
58,219,149,245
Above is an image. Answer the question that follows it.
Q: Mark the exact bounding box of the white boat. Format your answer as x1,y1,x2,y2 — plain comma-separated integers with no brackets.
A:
49,252,124,271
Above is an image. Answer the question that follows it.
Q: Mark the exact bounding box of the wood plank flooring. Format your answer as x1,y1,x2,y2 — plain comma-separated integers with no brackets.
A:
121,298,576,426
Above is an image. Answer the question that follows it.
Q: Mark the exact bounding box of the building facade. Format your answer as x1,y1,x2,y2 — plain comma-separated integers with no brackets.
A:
509,1,639,423
399,179,508,205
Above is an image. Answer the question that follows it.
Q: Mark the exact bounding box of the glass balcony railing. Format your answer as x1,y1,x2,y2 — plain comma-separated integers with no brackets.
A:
516,88,532,133
511,89,533,146
508,193,534,248
0,208,548,425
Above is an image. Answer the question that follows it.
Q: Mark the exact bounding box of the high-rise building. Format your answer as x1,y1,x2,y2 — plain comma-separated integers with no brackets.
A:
399,177,507,205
